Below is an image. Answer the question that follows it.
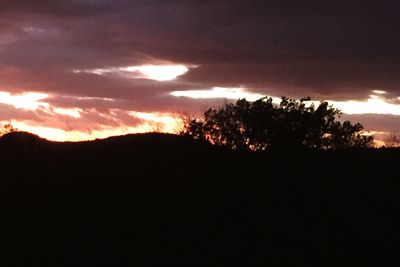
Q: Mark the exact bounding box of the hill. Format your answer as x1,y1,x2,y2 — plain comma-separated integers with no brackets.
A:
0,132,399,266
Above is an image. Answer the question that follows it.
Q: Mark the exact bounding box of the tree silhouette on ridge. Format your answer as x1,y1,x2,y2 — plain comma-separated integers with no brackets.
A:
181,96,373,150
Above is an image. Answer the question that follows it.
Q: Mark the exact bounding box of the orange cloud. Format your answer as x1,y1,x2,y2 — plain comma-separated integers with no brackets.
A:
0,90,182,141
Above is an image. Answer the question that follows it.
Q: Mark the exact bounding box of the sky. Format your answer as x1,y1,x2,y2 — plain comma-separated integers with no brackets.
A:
1,0,400,142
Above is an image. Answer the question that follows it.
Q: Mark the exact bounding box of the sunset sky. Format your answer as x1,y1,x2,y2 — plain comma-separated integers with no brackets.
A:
1,1,400,142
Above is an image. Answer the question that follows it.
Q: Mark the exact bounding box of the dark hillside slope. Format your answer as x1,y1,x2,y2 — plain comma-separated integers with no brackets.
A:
0,132,400,266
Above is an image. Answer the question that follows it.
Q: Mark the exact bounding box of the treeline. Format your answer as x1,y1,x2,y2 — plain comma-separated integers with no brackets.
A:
182,96,374,150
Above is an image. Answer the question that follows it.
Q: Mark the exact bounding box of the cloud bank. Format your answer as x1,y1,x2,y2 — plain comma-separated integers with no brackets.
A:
1,1,400,140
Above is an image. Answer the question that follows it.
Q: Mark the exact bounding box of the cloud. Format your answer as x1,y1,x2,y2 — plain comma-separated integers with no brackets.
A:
0,91,49,110
74,64,191,81
1,1,400,139
330,95,400,116
2,1,399,99
0,89,184,141
342,114,400,132
171,87,267,101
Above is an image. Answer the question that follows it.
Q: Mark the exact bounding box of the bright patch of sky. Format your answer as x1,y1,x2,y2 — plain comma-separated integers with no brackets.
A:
0,91,49,110
4,88,400,142
74,64,190,81
171,88,400,115
171,87,271,102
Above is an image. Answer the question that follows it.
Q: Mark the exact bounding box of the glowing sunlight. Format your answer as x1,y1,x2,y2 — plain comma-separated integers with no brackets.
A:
129,111,182,133
52,107,82,118
122,65,189,81
9,120,173,142
170,87,268,101
74,64,190,81
329,94,400,115
0,91,49,110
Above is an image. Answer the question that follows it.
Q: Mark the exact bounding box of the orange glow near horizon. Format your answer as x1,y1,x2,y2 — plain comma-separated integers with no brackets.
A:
2,88,400,142
8,119,181,142
3,111,183,142
128,111,183,133
0,89,183,141
4,119,389,146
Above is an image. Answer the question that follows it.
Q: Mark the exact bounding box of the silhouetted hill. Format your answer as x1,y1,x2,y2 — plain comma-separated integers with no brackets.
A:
0,131,47,147
0,130,42,141
1,132,400,266
0,131,207,149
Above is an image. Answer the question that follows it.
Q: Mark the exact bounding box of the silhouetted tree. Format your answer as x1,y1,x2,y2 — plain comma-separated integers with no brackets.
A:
0,122,17,136
181,96,374,150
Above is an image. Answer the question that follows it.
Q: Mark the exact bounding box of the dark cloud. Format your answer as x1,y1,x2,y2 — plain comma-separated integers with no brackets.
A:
0,103,43,121
2,1,399,96
343,114,400,133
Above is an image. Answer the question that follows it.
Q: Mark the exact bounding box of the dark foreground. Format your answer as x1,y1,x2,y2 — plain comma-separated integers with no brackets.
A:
1,132,399,266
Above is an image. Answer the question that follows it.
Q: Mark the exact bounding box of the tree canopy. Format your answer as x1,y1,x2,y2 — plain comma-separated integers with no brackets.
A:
0,122,17,137
181,96,374,150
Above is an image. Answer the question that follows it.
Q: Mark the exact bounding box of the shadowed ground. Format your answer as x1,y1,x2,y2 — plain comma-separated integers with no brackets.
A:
0,132,398,266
